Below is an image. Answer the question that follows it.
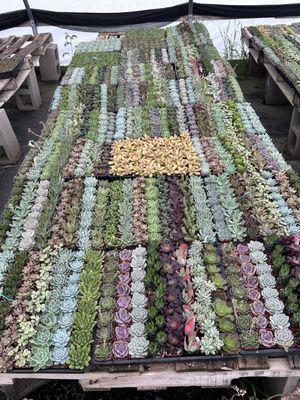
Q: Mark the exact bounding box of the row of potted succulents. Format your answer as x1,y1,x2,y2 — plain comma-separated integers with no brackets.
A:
0,22,300,372
247,23,300,92
221,240,295,350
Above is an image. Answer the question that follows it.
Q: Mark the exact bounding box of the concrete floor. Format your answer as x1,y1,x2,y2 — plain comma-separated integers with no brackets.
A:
0,73,299,213
0,77,58,211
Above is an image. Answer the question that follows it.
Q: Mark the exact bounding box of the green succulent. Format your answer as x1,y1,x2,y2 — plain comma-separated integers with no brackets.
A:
99,296,115,310
212,273,227,290
40,312,57,329
31,328,52,346
156,331,167,345
236,315,253,331
234,300,250,314
221,333,240,354
70,330,91,347
213,298,233,317
148,341,159,356
95,343,111,360
73,311,95,331
231,285,247,299
67,344,91,369
30,346,52,372
98,311,114,326
97,326,113,342
218,318,235,333
240,331,259,348
146,321,157,336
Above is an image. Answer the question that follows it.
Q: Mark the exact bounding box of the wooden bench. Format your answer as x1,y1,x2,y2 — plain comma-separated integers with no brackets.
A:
0,33,60,165
242,27,300,159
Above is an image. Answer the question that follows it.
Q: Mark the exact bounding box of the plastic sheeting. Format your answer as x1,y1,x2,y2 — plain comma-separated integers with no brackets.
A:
1,1,300,31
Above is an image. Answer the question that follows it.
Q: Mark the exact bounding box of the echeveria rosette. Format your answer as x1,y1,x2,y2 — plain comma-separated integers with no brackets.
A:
112,341,129,359
128,246,148,359
247,240,294,350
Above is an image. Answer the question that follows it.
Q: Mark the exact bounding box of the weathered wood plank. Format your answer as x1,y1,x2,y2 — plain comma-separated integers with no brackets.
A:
0,35,32,58
16,33,52,58
0,36,17,52
238,356,269,370
175,359,237,372
0,67,32,108
0,358,296,388
264,62,300,107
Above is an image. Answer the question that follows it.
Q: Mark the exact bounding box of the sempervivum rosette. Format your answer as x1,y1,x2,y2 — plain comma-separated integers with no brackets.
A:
128,246,149,358
111,249,132,359
247,241,294,349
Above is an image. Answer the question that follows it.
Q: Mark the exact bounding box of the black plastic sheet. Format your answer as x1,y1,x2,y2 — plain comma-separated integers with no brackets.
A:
1,3,300,32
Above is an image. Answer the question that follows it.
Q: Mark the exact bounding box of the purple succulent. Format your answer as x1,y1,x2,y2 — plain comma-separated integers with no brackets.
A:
115,326,130,341
236,244,248,255
239,254,251,263
293,266,300,280
259,329,275,348
254,315,268,329
119,261,130,272
165,305,177,315
112,341,129,358
241,264,256,276
119,249,132,262
247,288,261,301
115,308,131,325
117,296,131,309
166,314,184,331
244,276,259,288
251,300,265,316
167,333,183,346
162,263,174,274
165,288,181,304
116,282,130,297
118,272,131,284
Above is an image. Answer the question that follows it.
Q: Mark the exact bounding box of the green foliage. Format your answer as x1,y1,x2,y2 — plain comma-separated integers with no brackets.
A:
104,180,123,247
67,250,104,370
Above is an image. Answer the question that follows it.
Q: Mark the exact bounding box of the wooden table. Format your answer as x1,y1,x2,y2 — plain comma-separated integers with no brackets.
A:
0,33,57,165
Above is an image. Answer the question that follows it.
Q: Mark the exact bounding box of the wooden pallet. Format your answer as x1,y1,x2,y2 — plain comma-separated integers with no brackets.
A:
0,33,53,100
0,356,299,399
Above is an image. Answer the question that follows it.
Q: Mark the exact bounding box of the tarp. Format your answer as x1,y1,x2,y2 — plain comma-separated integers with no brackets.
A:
1,2,300,31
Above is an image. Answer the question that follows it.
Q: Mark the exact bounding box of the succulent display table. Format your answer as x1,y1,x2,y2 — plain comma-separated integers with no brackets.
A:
0,33,60,165
242,24,300,159
0,22,300,398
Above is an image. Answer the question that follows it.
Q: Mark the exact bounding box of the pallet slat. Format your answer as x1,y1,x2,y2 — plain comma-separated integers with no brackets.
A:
0,35,32,58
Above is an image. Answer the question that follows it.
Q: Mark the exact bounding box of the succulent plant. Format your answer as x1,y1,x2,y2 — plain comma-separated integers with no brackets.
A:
30,346,52,371
213,298,233,317
112,341,129,358
221,333,240,354
240,331,259,348
237,315,253,331
128,336,149,358
51,346,69,365
275,329,294,348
